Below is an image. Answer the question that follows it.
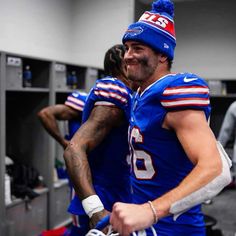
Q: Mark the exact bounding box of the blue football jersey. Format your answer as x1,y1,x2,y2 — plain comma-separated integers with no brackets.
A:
68,77,133,215
64,91,87,140
129,73,210,234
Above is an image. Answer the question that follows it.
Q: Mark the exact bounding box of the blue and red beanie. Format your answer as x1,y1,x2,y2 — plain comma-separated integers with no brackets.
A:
122,0,176,60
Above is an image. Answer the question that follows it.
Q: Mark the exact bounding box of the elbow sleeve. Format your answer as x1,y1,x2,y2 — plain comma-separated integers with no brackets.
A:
170,141,232,217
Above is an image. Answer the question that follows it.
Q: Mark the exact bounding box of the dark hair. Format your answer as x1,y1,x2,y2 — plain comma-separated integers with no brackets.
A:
167,58,173,70
103,44,126,78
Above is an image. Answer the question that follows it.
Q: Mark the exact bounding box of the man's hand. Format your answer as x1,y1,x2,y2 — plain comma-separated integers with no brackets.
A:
62,139,70,149
110,202,154,236
90,209,110,232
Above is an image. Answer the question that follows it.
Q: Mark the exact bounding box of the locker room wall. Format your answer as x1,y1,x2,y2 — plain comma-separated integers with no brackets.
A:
0,0,73,63
173,0,236,79
0,0,235,77
0,0,134,68
135,0,236,80
71,0,135,68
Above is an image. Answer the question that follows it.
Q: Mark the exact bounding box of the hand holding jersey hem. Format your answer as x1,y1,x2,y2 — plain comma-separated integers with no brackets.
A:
90,209,110,232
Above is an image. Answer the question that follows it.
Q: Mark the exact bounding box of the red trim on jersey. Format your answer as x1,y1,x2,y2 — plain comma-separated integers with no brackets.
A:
161,97,209,102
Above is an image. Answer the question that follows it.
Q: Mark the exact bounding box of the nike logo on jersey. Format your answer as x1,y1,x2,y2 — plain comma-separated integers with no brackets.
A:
183,77,198,83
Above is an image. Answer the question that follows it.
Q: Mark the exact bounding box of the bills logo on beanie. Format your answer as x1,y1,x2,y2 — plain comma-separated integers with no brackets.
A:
122,0,176,60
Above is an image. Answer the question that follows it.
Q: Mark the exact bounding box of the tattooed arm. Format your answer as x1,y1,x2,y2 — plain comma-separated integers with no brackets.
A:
63,105,125,227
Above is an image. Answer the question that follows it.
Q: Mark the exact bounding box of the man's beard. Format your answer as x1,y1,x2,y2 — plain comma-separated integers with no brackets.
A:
127,56,156,82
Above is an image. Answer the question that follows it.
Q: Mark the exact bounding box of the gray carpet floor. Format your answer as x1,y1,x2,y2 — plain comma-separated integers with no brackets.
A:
202,187,236,236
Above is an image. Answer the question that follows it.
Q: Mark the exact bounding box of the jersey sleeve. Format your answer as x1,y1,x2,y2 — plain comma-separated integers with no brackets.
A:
64,91,87,111
90,77,130,110
160,75,210,113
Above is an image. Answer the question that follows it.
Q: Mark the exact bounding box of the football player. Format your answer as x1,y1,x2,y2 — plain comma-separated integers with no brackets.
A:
64,44,135,235
110,0,232,235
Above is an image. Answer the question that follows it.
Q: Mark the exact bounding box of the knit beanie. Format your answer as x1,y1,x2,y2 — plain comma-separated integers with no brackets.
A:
122,0,176,60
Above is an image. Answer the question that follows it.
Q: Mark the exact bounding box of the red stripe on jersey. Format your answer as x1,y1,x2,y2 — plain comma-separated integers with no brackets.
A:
161,97,209,102
163,103,210,108
94,90,128,104
164,85,209,90
65,101,83,111
97,82,128,94
161,97,210,108
67,96,85,106
163,86,209,95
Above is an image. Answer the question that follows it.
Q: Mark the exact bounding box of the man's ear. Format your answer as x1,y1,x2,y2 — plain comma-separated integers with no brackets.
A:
159,53,168,63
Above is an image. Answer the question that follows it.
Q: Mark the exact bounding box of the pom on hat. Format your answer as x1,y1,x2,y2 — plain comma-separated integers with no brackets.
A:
122,0,176,60
152,0,174,17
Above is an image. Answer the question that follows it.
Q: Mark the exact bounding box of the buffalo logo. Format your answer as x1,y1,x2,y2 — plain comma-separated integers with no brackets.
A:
125,26,143,37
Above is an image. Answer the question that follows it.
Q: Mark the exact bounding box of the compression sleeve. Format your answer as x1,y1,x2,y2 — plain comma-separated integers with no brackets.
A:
169,141,232,220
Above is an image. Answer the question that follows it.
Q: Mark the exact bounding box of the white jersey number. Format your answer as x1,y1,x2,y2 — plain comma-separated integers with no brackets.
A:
130,127,155,179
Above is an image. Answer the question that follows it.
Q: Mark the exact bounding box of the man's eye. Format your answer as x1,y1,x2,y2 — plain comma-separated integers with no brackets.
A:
134,46,143,50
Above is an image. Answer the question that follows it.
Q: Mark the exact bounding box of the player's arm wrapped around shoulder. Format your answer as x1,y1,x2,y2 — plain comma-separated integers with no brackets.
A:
170,141,232,218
